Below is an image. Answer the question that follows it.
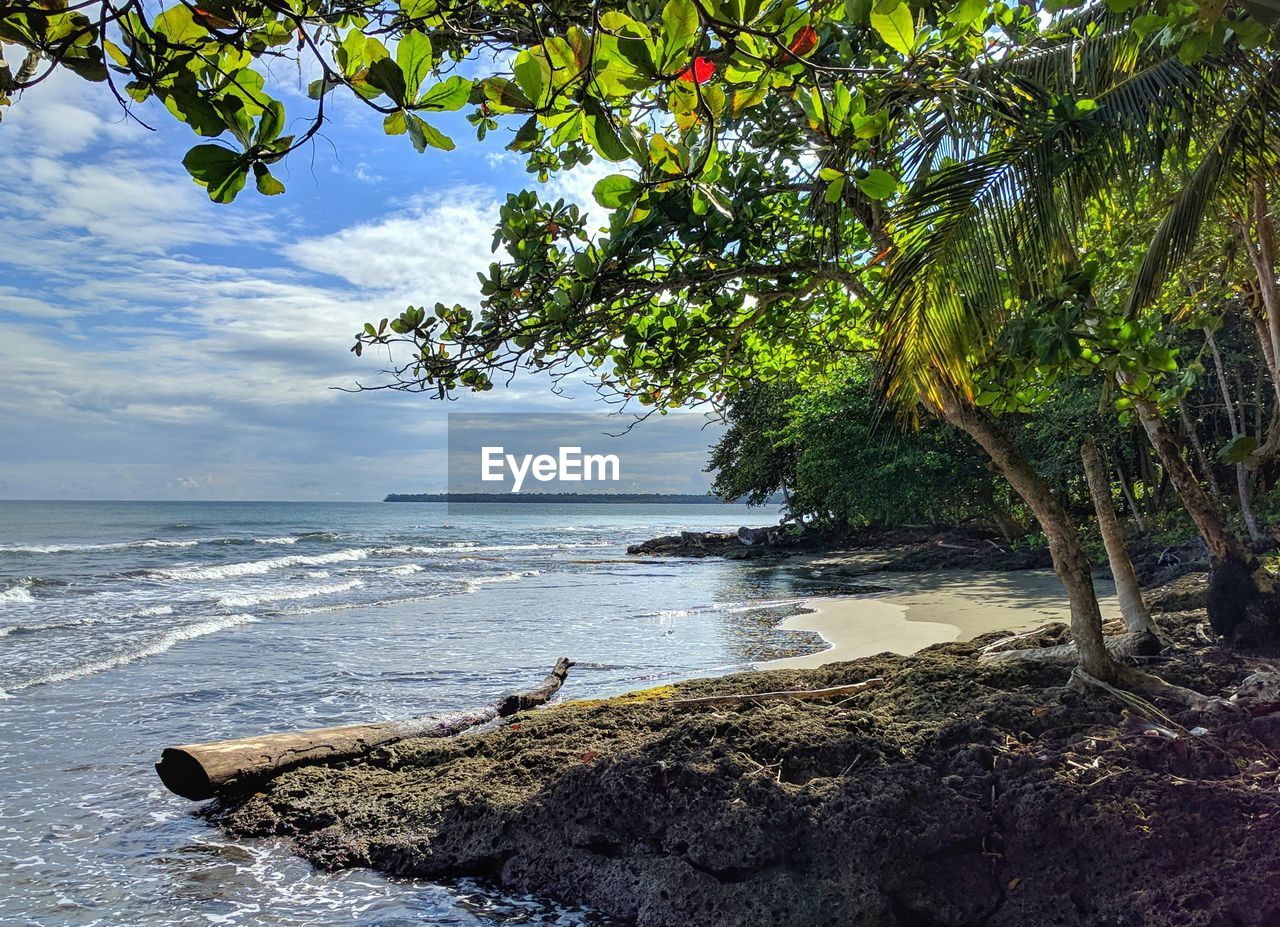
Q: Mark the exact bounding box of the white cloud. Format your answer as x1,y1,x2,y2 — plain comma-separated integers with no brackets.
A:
285,189,498,301
0,69,630,499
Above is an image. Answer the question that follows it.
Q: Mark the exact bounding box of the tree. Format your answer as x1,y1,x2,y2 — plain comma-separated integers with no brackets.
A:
708,363,1011,532
877,4,1280,643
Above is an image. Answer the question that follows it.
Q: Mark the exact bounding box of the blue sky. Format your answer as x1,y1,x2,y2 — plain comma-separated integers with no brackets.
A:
0,69,723,500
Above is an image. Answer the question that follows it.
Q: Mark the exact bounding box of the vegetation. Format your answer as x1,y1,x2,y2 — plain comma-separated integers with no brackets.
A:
707,364,1013,532
6,0,1280,691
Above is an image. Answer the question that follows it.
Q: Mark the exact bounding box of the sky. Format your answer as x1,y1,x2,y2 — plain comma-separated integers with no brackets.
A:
0,65,723,501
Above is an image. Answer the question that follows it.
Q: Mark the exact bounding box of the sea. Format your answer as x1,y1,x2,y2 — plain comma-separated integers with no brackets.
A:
0,500,861,926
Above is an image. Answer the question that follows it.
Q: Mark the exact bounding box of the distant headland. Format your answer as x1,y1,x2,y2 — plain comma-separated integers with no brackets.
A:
383,492,754,504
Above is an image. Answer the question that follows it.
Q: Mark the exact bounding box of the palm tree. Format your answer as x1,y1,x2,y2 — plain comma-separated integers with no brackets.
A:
880,3,1280,647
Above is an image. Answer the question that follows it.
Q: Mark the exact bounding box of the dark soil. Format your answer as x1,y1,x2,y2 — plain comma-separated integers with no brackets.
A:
215,584,1280,927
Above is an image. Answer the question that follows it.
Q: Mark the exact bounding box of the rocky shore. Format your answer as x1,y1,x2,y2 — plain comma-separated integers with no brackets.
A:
628,525,1210,585
215,575,1280,927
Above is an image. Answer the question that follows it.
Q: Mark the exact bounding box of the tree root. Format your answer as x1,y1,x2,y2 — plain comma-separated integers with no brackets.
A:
980,631,1162,666
1072,666,1206,714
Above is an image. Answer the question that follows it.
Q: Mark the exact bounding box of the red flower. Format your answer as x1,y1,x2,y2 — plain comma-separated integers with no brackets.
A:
787,25,819,58
677,57,716,84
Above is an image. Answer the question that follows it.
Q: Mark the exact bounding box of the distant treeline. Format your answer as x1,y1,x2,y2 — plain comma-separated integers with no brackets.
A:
384,492,773,504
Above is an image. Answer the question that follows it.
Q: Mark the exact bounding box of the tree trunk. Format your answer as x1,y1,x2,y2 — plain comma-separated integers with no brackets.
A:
1081,437,1159,638
1250,178,1280,400
1115,461,1146,533
1178,400,1223,505
933,391,1116,679
156,658,573,800
1132,397,1277,643
1205,327,1264,542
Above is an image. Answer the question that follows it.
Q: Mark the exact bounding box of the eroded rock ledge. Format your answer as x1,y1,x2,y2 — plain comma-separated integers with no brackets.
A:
215,603,1280,927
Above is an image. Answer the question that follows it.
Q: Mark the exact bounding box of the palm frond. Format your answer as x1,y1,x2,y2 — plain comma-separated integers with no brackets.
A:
880,53,1216,405
1128,59,1280,314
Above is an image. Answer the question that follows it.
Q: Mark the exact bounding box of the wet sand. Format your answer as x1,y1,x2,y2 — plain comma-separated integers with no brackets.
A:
761,564,1120,669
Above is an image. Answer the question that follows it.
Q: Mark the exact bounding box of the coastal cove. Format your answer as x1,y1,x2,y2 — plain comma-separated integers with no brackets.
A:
0,500,1129,926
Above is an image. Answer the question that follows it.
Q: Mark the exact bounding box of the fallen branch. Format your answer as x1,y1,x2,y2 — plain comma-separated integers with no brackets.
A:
156,658,573,801
666,677,887,709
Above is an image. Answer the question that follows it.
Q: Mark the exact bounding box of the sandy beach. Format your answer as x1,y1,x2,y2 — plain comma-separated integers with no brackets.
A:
761,557,1120,669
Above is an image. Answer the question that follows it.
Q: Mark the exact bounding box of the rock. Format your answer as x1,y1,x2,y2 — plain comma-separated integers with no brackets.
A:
737,526,777,546
627,531,780,559
215,618,1280,927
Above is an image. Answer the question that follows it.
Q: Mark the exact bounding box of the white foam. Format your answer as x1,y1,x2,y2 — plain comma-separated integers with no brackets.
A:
382,542,604,556
125,605,174,618
0,539,200,554
383,564,424,576
217,579,363,608
153,548,371,582
463,569,542,591
253,536,298,545
0,586,35,605
14,614,258,690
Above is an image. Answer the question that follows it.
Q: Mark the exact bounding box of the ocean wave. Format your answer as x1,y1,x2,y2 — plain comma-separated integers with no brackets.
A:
463,569,542,591
217,579,364,608
126,605,174,618
0,539,201,554
383,542,606,556
383,564,424,576
11,614,258,690
153,548,371,582
0,585,36,605
252,536,299,545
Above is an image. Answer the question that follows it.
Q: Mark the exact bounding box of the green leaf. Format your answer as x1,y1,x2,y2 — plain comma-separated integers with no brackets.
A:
513,49,548,107
870,0,916,57
948,0,985,27
417,75,471,111
696,183,733,217
255,100,285,145
405,113,454,152
593,173,640,208
1219,434,1259,464
1131,13,1167,37
583,99,631,161
384,110,407,135
1178,32,1209,65
154,4,207,46
659,0,700,70
253,162,285,196
855,168,898,199
182,144,248,203
367,58,408,105
824,174,846,204
397,31,433,97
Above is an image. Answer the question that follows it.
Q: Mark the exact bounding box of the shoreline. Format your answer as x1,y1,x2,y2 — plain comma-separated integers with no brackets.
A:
760,561,1120,670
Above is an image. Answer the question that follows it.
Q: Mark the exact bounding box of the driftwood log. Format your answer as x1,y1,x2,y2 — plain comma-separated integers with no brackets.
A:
156,657,573,800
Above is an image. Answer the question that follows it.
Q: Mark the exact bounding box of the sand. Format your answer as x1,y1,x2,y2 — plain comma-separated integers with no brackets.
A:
761,561,1120,669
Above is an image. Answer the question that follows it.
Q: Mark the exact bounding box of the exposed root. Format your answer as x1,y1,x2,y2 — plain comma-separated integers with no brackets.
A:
1070,667,1209,715
980,631,1162,666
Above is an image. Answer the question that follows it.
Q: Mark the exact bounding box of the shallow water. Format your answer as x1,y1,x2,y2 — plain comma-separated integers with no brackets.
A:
0,501,859,926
